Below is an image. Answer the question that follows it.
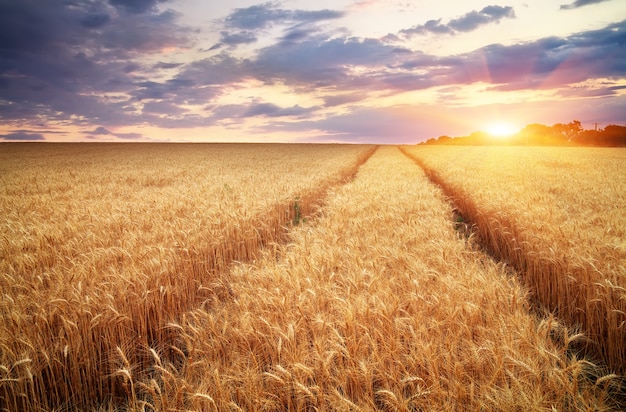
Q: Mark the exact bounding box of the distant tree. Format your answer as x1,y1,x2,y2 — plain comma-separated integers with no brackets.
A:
576,129,601,145
599,125,626,146
436,135,452,144
553,120,582,142
421,120,624,146
467,131,491,145
518,123,562,145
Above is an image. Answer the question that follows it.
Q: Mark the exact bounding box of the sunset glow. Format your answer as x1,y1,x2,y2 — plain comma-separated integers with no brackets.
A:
0,0,625,143
485,122,518,137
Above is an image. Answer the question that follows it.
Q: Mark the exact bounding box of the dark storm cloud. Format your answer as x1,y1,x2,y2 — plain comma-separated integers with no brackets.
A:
400,5,515,37
560,0,612,10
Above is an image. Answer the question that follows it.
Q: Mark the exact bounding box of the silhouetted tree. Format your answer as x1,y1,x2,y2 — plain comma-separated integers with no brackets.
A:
599,125,626,146
518,123,564,145
420,120,626,146
552,120,582,142
436,135,452,144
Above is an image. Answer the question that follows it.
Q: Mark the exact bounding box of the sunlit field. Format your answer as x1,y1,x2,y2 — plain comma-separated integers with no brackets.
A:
0,143,622,410
0,143,374,410
402,146,626,377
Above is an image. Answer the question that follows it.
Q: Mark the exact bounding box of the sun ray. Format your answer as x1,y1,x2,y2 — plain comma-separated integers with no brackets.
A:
485,122,518,138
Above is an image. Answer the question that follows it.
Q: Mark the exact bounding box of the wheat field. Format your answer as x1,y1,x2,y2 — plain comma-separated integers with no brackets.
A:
0,143,374,410
0,143,621,410
401,145,626,377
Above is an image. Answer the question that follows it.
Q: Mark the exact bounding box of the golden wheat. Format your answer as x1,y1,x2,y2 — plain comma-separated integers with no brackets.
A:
402,145,626,376
138,146,614,411
0,143,618,410
0,143,374,410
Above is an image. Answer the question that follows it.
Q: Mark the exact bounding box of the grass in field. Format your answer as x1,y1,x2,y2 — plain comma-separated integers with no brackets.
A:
0,144,618,410
144,146,613,411
0,143,374,410
401,145,626,377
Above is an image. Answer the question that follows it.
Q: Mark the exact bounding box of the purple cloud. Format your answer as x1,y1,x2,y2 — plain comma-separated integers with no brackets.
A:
0,0,623,142
0,131,45,141
109,0,169,14
400,5,515,37
560,0,612,10
223,3,343,30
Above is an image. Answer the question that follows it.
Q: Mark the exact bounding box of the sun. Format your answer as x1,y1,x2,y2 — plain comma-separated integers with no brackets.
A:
485,122,518,138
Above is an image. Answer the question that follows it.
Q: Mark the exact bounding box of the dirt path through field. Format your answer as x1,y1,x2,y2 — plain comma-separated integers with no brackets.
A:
164,146,610,411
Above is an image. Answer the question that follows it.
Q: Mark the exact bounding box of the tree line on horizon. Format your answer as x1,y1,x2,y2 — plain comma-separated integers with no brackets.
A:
421,121,626,147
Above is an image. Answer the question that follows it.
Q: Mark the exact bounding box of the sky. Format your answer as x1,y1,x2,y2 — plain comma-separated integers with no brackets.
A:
0,0,625,143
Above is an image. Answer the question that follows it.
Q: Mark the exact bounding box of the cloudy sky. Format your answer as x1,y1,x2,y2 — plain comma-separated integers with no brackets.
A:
0,0,624,143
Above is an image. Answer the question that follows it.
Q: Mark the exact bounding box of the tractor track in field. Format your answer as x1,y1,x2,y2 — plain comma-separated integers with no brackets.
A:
5,146,379,412
398,145,626,406
114,146,380,400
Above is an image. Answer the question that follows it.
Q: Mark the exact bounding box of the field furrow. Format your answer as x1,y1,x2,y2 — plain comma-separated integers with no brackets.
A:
0,143,375,410
153,146,612,411
400,145,626,378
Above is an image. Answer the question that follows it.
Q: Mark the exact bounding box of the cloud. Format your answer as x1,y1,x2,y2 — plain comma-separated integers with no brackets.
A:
80,13,112,28
323,93,368,107
0,0,623,142
400,5,515,37
0,0,191,128
0,131,46,141
153,61,184,70
560,0,611,10
219,30,258,46
114,132,144,139
265,106,430,144
243,103,318,118
180,52,242,78
89,126,113,135
205,101,318,121
251,36,412,88
84,126,145,140
557,84,626,98
215,3,344,49
142,100,187,115
247,22,626,97
223,3,343,30
459,20,626,90
109,0,169,14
